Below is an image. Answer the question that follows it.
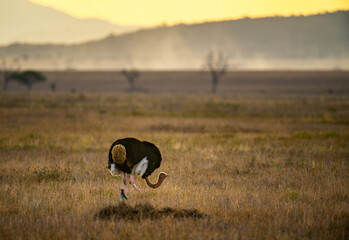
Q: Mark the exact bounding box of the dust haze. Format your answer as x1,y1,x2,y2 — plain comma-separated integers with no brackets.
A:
0,10,348,70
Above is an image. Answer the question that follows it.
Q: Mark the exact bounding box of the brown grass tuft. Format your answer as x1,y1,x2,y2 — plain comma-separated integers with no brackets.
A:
94,202,206,220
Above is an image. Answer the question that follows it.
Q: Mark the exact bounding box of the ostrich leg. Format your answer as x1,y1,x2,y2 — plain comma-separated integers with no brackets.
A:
121,171,128,194
129,167,142,193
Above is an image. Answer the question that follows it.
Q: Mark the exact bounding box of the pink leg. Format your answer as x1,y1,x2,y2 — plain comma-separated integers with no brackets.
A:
129,175,142,193
121,171,127,194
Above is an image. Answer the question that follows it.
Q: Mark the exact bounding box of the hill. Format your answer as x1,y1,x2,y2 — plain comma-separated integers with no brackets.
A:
0,0,138,45
0,11,348,70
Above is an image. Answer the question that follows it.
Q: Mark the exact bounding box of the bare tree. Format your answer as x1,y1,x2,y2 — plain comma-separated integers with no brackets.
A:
11,70,46,91
205,51,228,93
50,82,56,92
1,59,20,91
121,69,140,92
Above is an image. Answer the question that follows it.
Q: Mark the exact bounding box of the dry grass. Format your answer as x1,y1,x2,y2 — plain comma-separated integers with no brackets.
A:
0,92,348,239
94,202,206,220
4,70,349,95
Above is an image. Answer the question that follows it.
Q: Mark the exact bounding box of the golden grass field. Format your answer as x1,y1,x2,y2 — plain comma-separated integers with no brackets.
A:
0,72,349,239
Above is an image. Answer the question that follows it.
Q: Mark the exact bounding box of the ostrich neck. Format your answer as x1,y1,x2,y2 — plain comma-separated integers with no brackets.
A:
145,174,165,188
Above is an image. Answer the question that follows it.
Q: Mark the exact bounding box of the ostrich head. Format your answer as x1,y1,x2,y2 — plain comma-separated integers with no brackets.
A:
159,172,168,180
145,172,168,188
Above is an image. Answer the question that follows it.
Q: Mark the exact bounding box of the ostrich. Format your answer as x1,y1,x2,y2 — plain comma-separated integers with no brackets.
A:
107,138,168,199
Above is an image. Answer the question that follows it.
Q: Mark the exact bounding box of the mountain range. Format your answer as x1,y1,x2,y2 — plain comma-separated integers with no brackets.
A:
0,0,138,45
0,4,348,70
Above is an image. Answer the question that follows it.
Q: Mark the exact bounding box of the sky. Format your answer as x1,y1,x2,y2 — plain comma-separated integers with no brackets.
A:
28,0,349,26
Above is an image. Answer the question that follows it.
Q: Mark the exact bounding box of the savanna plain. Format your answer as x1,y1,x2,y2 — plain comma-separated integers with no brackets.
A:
0,71,348,239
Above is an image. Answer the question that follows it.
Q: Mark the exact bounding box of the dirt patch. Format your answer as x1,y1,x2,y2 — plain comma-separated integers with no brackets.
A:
94,202,207,221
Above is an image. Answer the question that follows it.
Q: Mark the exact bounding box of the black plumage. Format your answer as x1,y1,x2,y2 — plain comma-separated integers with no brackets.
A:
108,137,162,179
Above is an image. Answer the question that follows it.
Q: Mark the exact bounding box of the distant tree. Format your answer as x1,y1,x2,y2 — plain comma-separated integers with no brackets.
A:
0,59,20,91
11,70,46,91
205,51,228,93
121,69,140,92
50,82,56,92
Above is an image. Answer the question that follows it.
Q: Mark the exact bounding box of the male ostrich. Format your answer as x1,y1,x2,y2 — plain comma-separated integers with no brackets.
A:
107,138,168,199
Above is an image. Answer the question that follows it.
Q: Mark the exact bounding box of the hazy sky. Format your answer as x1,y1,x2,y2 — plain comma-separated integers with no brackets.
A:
31,0,349,26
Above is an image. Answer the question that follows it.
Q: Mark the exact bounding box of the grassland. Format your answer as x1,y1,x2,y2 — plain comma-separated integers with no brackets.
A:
5,70,349,95
0,75,349,239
